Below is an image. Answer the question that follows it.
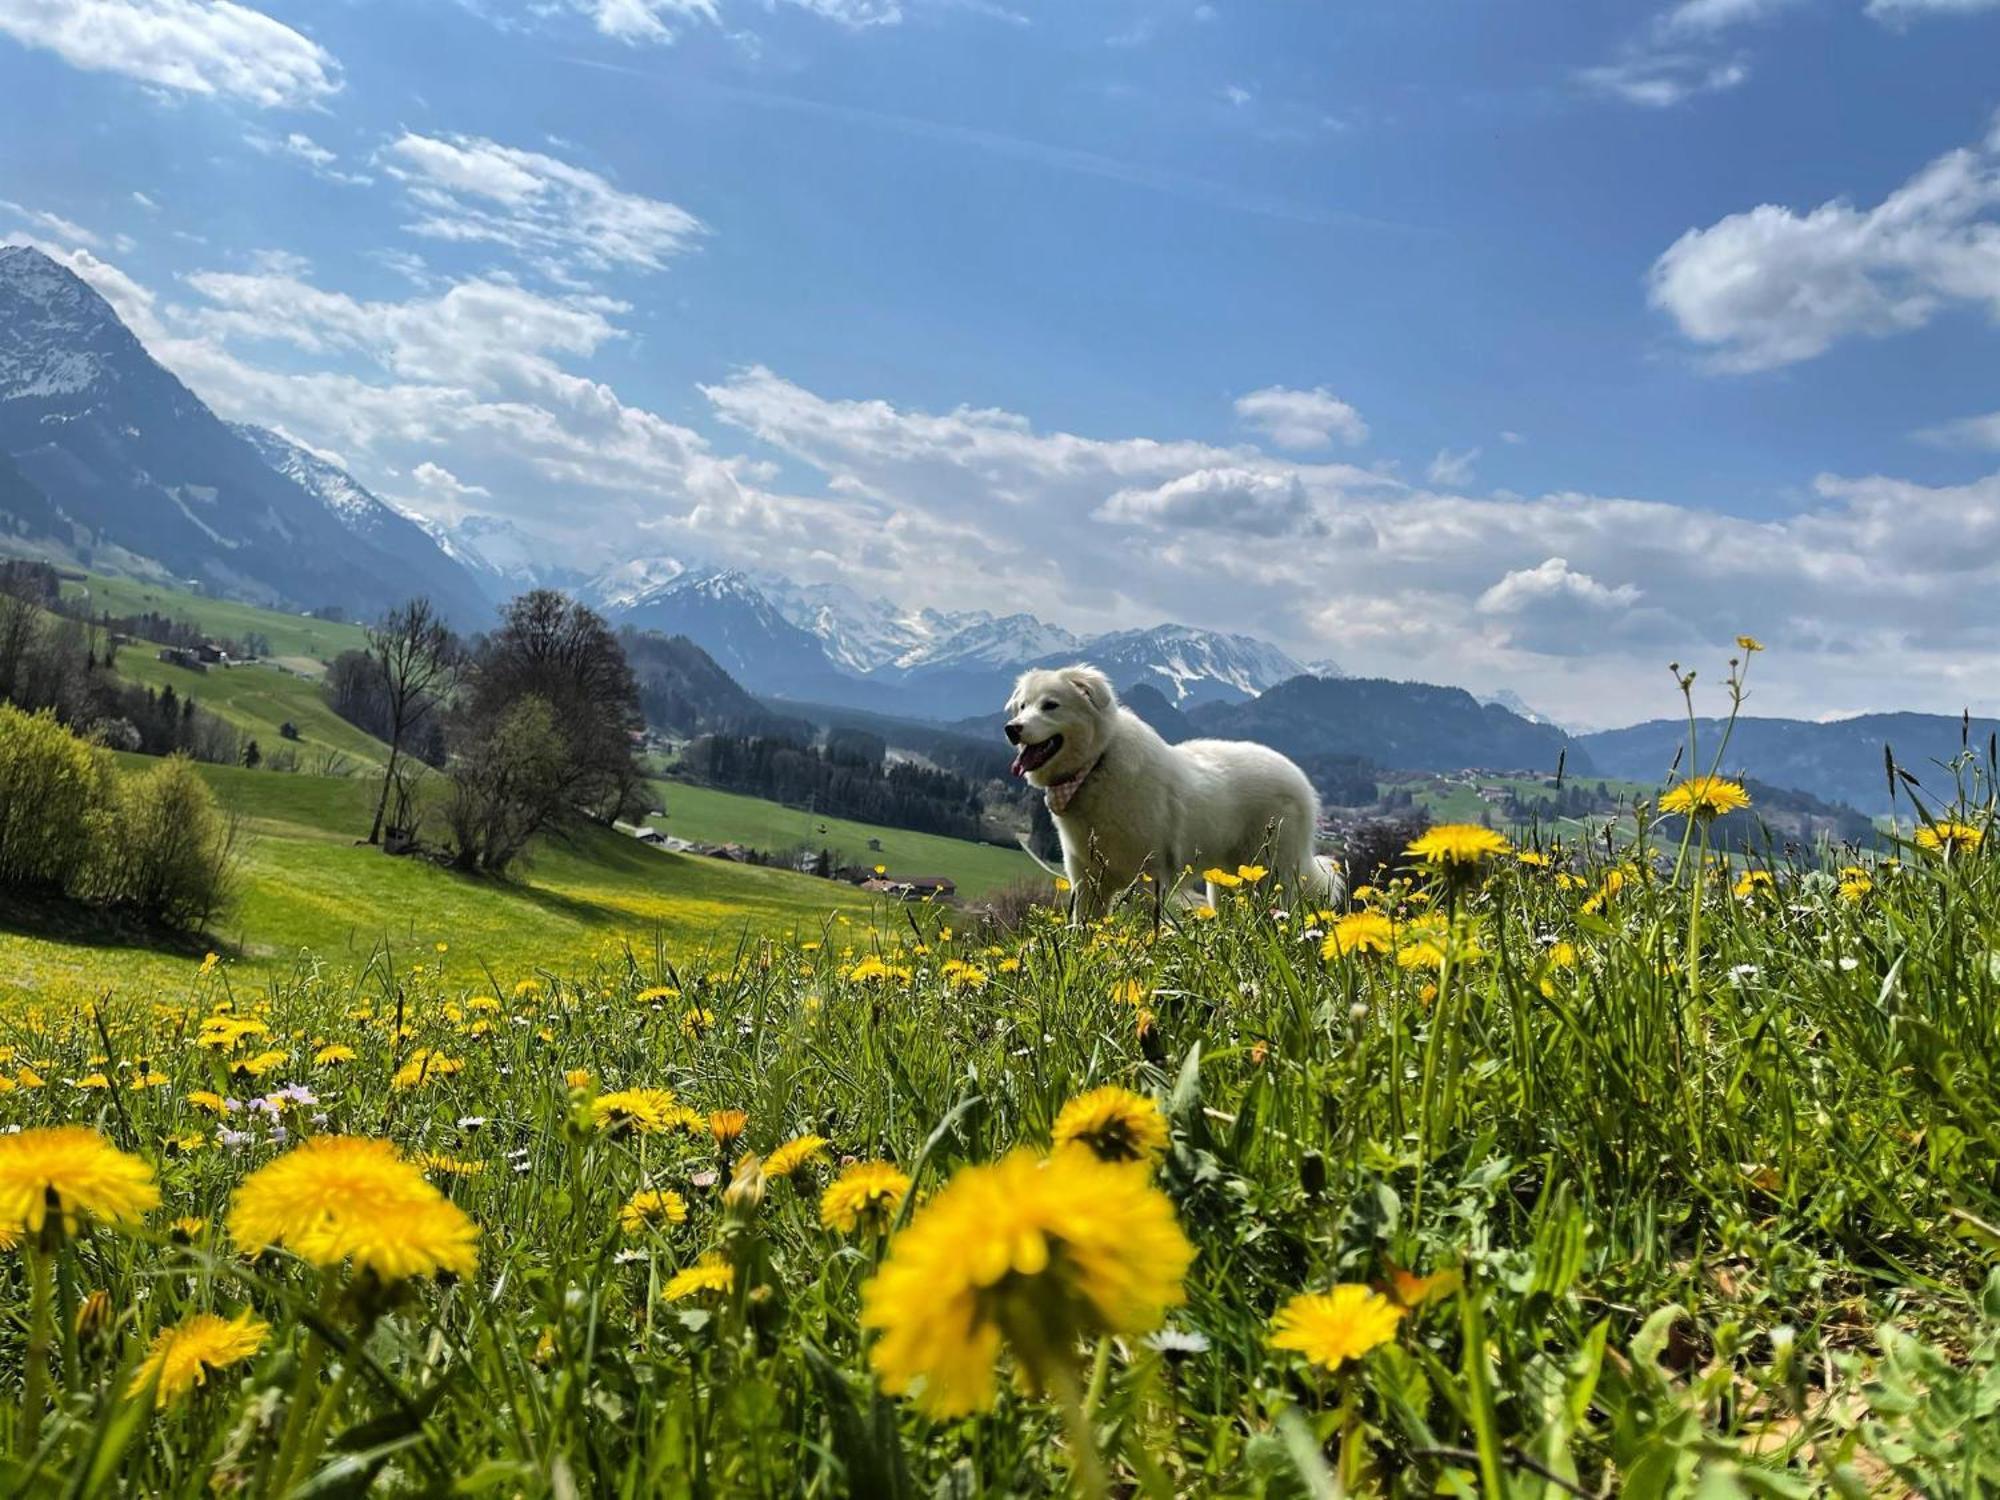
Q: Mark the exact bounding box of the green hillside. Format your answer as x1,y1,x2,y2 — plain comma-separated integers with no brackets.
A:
0,760,877,1002
111,651,391,768
644,777,1039,897
60,569,369,666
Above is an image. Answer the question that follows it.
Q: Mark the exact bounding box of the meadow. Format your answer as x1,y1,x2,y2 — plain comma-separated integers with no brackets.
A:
2,713,1996,1496
0,761,874,1001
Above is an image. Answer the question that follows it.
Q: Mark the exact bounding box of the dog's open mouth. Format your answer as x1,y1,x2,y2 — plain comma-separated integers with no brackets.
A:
1011,734,1062,778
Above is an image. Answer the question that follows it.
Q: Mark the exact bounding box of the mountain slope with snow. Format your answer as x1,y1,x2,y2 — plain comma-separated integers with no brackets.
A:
0,244,487,621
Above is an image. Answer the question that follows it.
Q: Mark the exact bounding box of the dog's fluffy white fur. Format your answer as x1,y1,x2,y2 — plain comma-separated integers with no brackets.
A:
1005,664,1340,919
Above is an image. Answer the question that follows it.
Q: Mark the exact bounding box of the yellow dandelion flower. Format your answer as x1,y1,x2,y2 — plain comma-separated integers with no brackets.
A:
1515,850,1549,868
227,1136,479,1282
419,1153,484,1178
845,956,914,984
1733,870,1775,899
590,1088,689,1135
1202,867,1243,889
663,1253,734,1302
1192,904,1218,921
1322,910,1395,960
707,1110,749,1148
231,1049,288,1079
763,1134,830,1178
1270,1284,1405,1373
1837,867,1873,904
619,1188,689,1234
681,1006,715,1036
1051,1086,1169,1167
129,1310,268,1407
169,1215,208,1242
1736,635,1764,653
0,1126,160,1240
1659,776,1752,821
860,1147,1194,1417
565,1068,594,1090
820,1160,912,1235
1914,820,1984,857
313,1044,356,1067
391,1048,462,1090
1237,864,1268,884
1405,824,1511,867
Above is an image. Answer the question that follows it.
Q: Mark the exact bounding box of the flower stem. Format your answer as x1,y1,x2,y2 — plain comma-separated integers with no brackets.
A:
19,1242,55,1454
271,1279,337,1493
1050,1359,1109,1500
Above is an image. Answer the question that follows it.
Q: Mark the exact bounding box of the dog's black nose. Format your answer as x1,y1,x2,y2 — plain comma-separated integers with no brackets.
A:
1004,720,1024,744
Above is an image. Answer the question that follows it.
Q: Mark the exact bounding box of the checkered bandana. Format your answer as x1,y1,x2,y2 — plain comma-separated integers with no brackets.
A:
1043,756,1100,816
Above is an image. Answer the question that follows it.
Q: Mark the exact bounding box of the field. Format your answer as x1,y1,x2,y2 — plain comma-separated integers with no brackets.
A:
644,778,1038,898
110,654,390,770
0,761,876,1001
60,571,368,665
2,747,1997,1494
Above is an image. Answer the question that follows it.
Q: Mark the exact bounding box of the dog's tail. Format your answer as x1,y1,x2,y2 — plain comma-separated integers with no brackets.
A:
1304,853,1346,908
1015,831,1066,879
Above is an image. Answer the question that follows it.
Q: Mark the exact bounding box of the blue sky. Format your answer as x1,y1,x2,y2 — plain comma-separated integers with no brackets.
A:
4,0,2000,723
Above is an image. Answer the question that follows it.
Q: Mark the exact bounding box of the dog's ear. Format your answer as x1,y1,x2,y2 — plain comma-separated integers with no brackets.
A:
1062,665,1117,712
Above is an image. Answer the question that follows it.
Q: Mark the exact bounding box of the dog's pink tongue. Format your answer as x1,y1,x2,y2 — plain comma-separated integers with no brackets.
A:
1009,751,1026,778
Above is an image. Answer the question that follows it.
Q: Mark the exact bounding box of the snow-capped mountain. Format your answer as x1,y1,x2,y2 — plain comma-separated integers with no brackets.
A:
412,514,587,604
230,424,491,626
757,576,1080,680
587,554,688,613
755,576,931,674
904,612,1079,674
1305,657,1348,680
0,244,488,620
612,569,860,699
1050,625,1306,707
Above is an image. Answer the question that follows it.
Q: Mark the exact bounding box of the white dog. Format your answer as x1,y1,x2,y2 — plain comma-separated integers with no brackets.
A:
1005,664,1340,921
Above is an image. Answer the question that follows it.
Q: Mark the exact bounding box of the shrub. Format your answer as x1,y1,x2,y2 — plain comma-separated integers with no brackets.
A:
0,702,115,895
0,703,240,931
96,756,241,931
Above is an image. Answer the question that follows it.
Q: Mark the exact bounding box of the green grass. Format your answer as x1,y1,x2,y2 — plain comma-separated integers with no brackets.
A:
1,787,1996,1494
109,653,390,770
645,777,1039,898
60,571,370,665
0,760,876,1001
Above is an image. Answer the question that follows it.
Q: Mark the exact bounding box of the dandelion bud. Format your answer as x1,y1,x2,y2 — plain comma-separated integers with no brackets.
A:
1299,1150,1327,1198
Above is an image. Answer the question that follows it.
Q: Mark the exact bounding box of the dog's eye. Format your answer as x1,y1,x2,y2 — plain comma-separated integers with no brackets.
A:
1041,699,1058,711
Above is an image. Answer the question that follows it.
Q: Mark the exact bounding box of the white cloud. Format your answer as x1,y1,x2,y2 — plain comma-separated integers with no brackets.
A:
0,0,340,108
1918,409,2000,448
566,0,896,44
247,130,371,186
130,190,158,211
1650,124,2000,370
1427,447,1480,487
382,132,705,279
1099,467,1313,536
1,200,102,247
1660,0,1803,32
1233,385,1368,449
1579,51,1748,107
1867,0,2000,16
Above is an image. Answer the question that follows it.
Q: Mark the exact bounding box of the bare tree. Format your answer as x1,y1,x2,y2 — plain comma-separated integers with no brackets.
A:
365,598,458,847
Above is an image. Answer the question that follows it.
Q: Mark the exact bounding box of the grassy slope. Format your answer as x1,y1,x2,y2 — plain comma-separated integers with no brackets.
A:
644,778,1037,897
110,652,391,769
61,571,369,664
0,761,874,1001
